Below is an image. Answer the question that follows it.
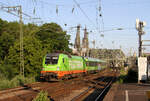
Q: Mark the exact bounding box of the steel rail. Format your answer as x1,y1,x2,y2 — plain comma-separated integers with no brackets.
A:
95,74,116,101
71,77,107,101
0,82,41,94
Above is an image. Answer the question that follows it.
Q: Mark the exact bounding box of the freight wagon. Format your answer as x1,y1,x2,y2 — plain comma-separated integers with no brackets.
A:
40,53,106,81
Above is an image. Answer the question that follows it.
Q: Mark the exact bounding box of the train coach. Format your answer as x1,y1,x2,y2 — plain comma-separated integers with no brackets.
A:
40,53,106,81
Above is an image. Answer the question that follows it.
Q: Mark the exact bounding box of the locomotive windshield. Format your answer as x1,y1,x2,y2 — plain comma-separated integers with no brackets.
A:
45,53,59,64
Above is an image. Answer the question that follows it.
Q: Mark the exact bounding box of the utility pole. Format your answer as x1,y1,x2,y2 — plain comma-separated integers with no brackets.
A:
139,31,142,57
1,6,24,76
0,4,41,77
136,19,146,84
136,19,146,57
19,6,24,77
112,41,115,68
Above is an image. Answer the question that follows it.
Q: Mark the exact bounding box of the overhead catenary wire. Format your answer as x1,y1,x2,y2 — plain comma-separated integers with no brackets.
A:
2,0,147,55
37,0,98,7
94,0,112,49
0,2,33,20
72,0,102,49
73,0,98,31
111,1,150,6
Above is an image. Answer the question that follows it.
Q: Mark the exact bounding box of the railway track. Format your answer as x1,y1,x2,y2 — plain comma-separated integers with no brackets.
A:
70,72,116,101
52,69,118,101
0,69,118,101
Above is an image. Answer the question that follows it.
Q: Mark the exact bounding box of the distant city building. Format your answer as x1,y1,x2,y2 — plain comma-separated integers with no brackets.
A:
74,24,81,52
73,25,89,56
81,26,89,56
89,48,126,67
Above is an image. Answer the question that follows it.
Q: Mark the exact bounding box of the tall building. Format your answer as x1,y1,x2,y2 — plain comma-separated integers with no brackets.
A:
82,26,89,49
81,26,89,56
74,24,81,52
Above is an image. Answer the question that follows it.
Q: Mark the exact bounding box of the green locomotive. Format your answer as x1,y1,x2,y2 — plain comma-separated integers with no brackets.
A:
40,53,106,81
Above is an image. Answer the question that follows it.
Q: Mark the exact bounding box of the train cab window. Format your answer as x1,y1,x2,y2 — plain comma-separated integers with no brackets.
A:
45,56,58,64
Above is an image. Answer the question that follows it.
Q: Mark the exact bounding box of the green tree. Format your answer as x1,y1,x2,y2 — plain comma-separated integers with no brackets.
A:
36,23,72,53
0,19,72,78
0,32,16,60
6,36,43,77
0,18,7,36
0,64,17,79
0,21,20,61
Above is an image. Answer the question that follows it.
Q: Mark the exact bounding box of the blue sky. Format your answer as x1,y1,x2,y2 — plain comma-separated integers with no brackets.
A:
0,0,150,55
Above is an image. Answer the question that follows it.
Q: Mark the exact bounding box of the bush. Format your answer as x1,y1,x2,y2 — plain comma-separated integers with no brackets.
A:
0,73,6,80
116,68,138,84
0,75,35,90
125,69,138,83
0,79,11,90
33,90,50,101
0,64,18,79
11,75,35,86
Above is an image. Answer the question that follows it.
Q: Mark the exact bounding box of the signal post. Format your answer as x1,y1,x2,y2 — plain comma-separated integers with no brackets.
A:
136,19,146,84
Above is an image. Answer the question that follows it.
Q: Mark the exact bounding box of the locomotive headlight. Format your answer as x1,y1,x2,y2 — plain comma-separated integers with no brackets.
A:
57,66,59,70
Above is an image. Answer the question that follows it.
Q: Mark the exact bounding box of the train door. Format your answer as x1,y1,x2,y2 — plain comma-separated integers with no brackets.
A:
64,56,69,71
68,57,72,74
83,57,87,73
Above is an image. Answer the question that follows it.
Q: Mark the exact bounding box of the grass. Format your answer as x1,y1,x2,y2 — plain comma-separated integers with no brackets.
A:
0,75,36,90
32,90,50,101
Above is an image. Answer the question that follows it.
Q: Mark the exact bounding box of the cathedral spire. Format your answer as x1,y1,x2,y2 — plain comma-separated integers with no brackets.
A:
74,24,81,51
